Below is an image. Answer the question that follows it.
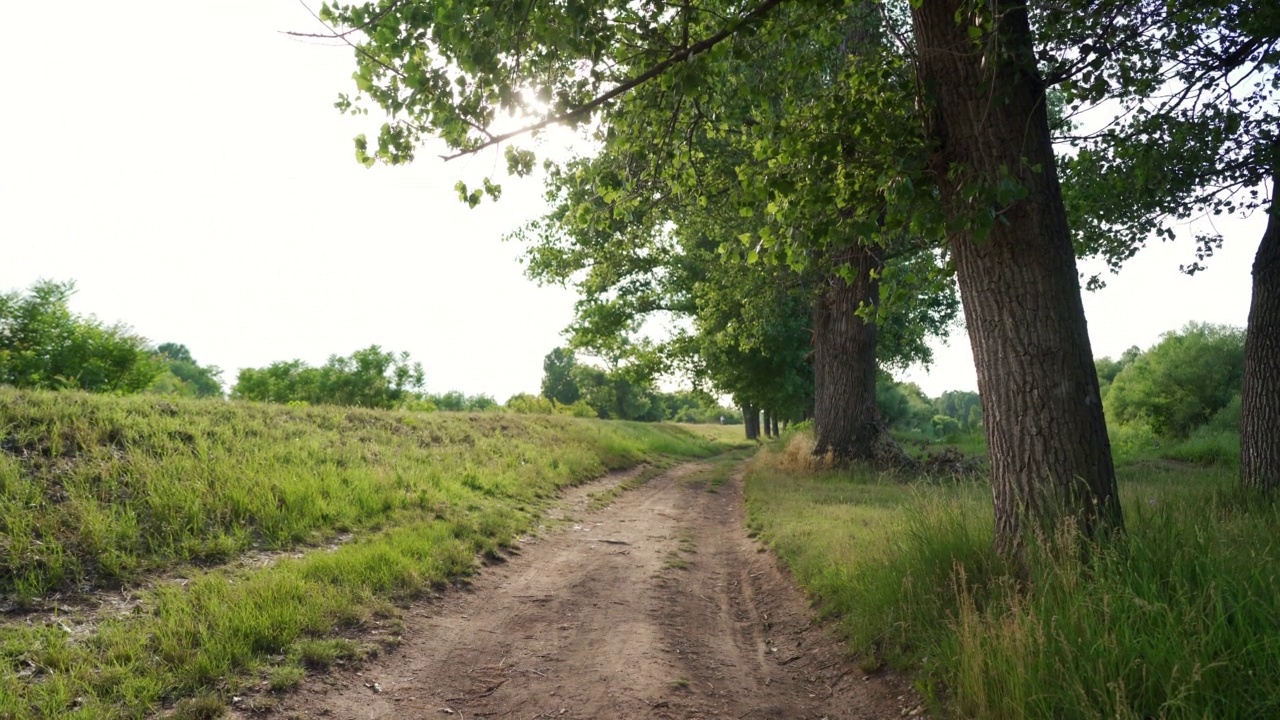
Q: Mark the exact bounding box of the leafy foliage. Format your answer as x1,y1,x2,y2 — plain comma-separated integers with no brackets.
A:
0,280,159,394
1047,0,1279,281
149,343,224,398
1094,345,1142,400
416,390,499,412
536,346,741,422
231,345,425,409
1104,323,1245,437
877,377,981,437
322,0,957,426
540,347,581,405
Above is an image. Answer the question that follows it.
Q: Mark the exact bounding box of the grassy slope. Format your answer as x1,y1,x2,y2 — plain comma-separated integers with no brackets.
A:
745,430,1280,719
0,388,731,719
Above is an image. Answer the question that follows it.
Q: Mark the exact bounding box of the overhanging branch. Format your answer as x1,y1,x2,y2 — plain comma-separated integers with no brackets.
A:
440,0,792,161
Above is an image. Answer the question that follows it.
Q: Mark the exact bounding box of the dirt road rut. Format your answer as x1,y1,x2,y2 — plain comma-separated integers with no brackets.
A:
246,458,918,719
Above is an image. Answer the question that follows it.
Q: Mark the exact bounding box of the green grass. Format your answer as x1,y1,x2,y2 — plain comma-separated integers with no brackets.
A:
745,432,1280,719
0,388,731,719
674,423,755,448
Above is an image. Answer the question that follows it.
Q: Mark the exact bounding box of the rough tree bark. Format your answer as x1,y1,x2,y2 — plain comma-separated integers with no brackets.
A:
1242,154,1280,493
911,0,1123,557
812,244,882,463
771,414,780,438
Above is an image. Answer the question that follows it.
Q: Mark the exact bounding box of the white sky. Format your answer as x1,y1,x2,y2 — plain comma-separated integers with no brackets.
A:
1,1,1266,401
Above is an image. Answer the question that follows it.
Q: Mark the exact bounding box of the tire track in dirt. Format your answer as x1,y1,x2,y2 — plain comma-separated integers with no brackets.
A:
237,458,919,719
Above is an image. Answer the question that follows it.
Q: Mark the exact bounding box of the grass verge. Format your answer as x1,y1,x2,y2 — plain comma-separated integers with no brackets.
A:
745,432,1280,719
0,389,732,719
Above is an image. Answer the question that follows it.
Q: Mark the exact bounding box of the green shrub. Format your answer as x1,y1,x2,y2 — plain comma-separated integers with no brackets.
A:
1162,428,1240,466
1105,323,1245,437
0,279,160,393
505,392,557,414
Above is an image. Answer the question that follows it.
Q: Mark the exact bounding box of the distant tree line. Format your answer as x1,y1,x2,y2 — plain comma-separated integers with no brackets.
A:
535,347,742,423
0,280,742,421
4,280,1246,445
230,346,425,410
877,380,982,440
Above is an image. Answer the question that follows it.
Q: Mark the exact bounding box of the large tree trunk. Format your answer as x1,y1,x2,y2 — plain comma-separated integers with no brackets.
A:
771,414,780,438
812,244,881,463
743,404,759,440
911,0,1123,558
1241,158,1280,493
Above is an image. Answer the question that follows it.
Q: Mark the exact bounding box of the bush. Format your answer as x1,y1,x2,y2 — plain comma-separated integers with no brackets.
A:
1105,322,1245,437
1162,428,1240,467
506,393,557,414
931,414,961,438
232,346,424,409
1108,420,1161,458
559,400,599,418
1206,393,1242,433
0,279,160,393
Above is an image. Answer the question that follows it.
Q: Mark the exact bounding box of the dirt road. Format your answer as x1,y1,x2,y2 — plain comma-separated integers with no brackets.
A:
241,458,918,719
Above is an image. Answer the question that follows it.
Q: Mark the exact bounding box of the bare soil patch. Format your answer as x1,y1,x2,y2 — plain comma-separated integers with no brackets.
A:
233,458,919,719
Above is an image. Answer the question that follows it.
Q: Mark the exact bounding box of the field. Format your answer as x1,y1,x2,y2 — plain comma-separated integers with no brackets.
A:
0,388,732,719
744,429,1280,719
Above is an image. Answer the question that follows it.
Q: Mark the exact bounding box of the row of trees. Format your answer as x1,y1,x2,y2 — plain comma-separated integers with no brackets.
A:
230,346,425,409
320,0,1277,562
0,280,448,411
0,280,739,421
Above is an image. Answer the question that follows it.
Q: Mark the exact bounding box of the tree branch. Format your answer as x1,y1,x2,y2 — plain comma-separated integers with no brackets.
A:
440,0,792,161
282,0,405,41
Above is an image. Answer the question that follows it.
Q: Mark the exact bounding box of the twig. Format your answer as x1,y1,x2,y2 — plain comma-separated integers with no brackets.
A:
281,0,404,41
478,681,506,698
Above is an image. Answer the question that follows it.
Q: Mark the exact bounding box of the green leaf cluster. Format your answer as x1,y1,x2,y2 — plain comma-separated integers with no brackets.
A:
0,280,160,394
1043,0,1279,281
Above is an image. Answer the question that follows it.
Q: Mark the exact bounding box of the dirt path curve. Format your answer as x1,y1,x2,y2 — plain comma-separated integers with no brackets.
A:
244,458,919,720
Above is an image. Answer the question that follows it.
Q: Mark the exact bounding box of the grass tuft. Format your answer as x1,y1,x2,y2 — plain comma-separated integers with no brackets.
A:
266,665,305,692
170,694,225,720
